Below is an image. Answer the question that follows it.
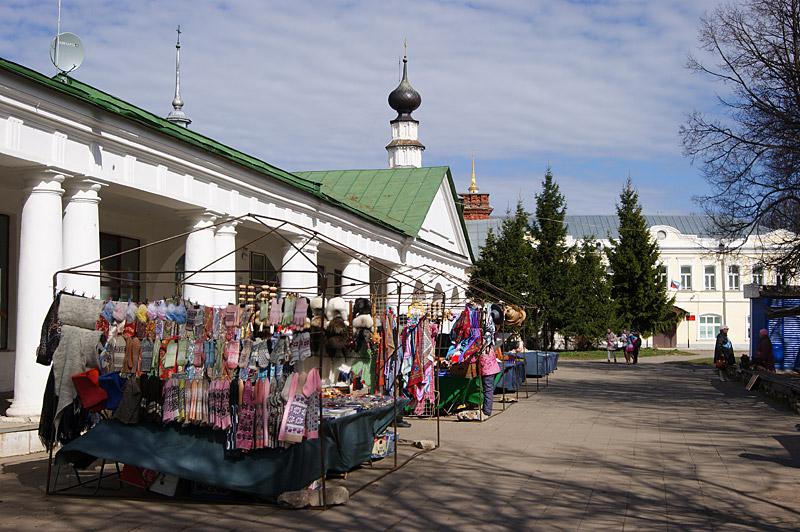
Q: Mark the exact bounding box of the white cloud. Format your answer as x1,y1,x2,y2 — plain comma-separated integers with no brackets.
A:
0,0,725,211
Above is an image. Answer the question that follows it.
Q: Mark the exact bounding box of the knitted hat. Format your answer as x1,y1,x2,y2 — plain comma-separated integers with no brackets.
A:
101,300,115,322
147,301,158,320
113,301,127,323
126,302,138,323
72,368,107,412
172,303,187,325
136,304,148,323
156,301,167,321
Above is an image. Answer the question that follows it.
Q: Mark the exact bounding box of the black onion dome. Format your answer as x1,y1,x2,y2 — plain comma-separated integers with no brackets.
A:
388,57,421,121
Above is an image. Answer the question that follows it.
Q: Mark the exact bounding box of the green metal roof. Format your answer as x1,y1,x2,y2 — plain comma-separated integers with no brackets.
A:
0,56,472,260
0,57,318,196
295,167,450,236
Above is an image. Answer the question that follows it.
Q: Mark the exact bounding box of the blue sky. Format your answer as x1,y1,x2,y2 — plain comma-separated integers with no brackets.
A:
0,0,726,215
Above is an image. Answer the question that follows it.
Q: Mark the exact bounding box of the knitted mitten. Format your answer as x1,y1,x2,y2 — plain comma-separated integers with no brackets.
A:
269,298,282,326
293,298,309,327
281,296,297,327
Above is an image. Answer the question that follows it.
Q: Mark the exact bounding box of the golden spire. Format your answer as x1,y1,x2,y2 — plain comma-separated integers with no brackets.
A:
468,154,479,193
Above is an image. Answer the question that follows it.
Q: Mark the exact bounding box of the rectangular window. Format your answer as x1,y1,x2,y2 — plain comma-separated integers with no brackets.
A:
333,269,343,297
704,265,716,291
100,233,140,301
0,214,8,349
698,314,722,340
777,266,790,286
658,265,668,286
680,265,692,290
250,252,267,284
752,265,764,285
727,265,740,290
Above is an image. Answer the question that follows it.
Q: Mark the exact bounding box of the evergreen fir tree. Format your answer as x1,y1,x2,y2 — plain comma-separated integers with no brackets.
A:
469,202,536,319
606,178,676,336
530,168,569,349
562,239,616,349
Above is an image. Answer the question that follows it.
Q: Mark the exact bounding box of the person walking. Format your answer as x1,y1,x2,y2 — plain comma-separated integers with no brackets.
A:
754,328,775,372
631,330,642,364
622,329,633,364
714,325,734,381
606,329,618,363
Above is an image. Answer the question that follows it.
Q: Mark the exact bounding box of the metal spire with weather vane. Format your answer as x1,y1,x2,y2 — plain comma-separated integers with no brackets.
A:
166,25,191,128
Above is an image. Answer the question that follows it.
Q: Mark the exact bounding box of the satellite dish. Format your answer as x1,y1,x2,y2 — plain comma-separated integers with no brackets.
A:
49,32,84,73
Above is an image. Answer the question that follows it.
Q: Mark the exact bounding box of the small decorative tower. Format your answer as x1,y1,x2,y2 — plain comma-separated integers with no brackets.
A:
166,26,191,128
459,156,493,220
386,43,424,168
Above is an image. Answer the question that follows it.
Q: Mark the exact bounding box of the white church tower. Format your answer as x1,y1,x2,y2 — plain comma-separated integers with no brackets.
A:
386,50,424,168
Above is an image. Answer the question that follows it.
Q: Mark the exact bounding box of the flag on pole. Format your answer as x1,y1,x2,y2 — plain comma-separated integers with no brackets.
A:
670,280,681,289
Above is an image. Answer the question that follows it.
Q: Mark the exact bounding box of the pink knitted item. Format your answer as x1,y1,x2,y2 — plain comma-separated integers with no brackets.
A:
302,368,321,439
293,298,308,327
269,298,282,326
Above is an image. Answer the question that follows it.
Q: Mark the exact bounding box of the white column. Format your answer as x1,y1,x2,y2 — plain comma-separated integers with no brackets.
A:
6,173,65,419
61,180,102,298
183,213,217,306
214,222,238,306
341,257,371,301
280,235,318,298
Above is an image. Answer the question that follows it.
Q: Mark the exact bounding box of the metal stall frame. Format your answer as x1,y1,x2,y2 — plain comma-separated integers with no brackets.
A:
42,212,465,507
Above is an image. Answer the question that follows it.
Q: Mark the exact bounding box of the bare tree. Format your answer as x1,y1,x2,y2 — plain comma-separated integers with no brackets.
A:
681,0,800,271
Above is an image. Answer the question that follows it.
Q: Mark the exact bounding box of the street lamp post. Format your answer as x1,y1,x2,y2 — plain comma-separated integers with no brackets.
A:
719,242,727,326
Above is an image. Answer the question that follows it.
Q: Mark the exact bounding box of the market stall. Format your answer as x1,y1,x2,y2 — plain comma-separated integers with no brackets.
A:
37,214,452,504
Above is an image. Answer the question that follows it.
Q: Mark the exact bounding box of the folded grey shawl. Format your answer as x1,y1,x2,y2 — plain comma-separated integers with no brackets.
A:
52,324,102,420
58,295,103,330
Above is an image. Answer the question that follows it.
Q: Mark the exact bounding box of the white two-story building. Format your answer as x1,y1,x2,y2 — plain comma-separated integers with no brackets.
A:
467,214,789,350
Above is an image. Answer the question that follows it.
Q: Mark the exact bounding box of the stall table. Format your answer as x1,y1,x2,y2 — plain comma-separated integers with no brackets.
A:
55,401,406,499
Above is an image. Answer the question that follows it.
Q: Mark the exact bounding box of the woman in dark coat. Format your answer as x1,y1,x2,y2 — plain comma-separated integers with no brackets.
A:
714,325,734,381
754,328,775,371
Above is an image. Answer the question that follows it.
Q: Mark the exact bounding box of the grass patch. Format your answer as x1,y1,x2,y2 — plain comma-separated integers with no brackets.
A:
558,348,693,360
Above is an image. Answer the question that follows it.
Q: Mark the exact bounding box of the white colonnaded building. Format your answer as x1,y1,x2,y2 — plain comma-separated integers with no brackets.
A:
0,44,473,454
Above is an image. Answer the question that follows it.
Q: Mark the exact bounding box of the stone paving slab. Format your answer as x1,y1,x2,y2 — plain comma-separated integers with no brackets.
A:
1,361,799,530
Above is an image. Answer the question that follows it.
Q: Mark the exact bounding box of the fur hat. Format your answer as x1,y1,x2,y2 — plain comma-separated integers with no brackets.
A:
326,316,348,336
325,316,349,352
352,313,374,330
325,297,348,321
353,298,372,317
310,296,324,312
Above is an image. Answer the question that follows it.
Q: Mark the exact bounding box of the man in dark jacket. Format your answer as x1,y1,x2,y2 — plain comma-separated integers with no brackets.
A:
631,331,642,364
754,328,775,371
714,325,734,381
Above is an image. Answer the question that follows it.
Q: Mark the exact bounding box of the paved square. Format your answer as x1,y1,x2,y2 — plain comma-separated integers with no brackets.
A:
1,359,799,530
